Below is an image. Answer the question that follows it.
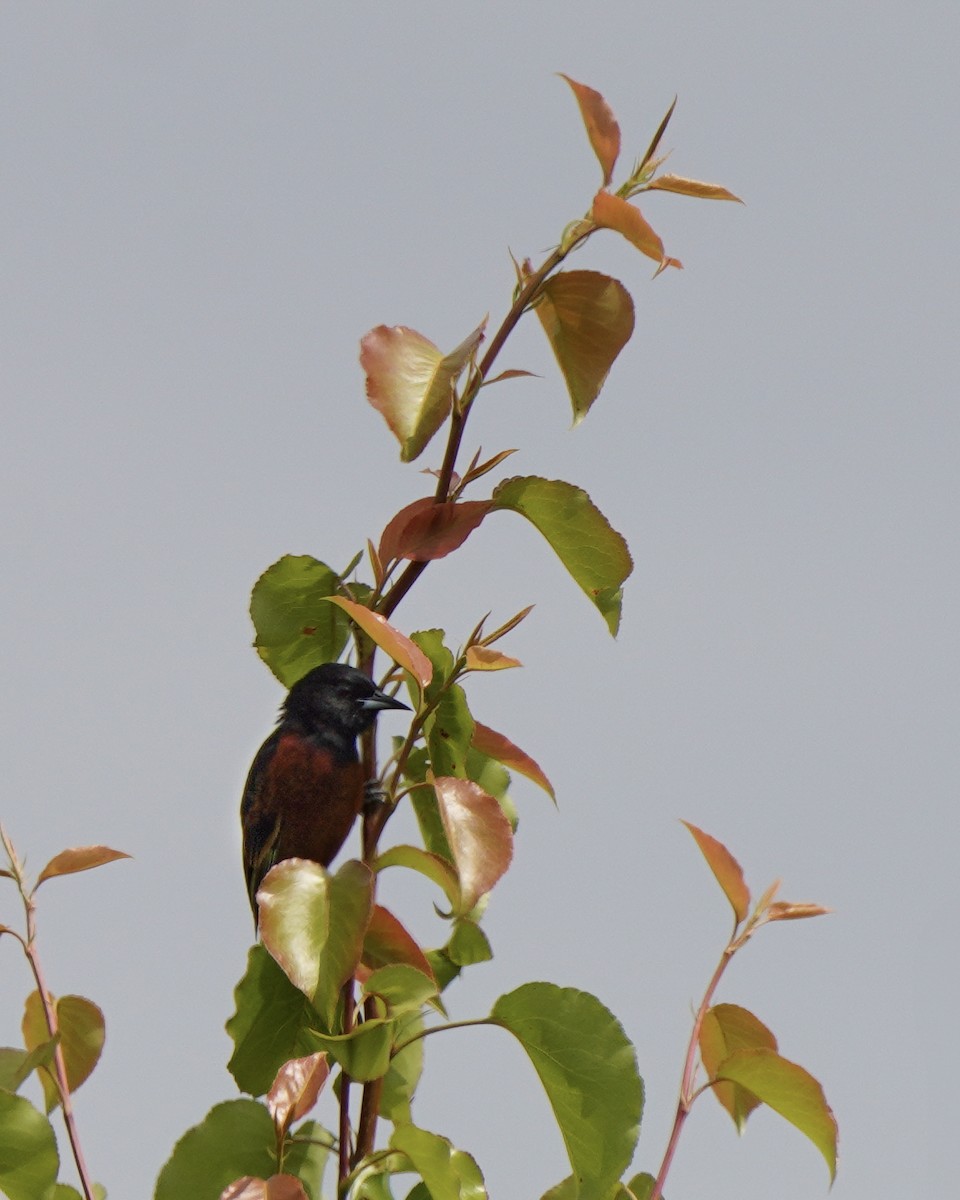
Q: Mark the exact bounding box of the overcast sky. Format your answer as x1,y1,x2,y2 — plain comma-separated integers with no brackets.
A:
1,4,957,1198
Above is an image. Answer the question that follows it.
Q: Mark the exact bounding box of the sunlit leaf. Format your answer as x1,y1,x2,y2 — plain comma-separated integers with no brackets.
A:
534,270,634,424
226,945,324,1097
716,1048,838,1182
220,1177,309,1200
646,173,743,202
591,190,682,272
361,320,486,462
391,1123,487,1200
492,476,633,635
21,992,104,1113
379,498,492,564
491,983,642,1200
681,821,750,924
266,1052,329,1136
326,597,433,694
700,1003,777,1130
471,721,555,801
434,776,513,914
0,1091,59,1200
464,646,522,671
35,846,130,886
765,901,832,921
250,556,351,686
559,74,620,185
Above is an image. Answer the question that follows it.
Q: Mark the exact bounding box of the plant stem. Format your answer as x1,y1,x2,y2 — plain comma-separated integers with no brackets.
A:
650,942,734,1200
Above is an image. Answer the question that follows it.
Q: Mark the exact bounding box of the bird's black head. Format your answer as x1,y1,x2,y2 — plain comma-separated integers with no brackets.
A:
282,662,410,738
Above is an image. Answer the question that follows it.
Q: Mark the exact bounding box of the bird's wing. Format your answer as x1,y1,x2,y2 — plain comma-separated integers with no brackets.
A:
240,729,284,916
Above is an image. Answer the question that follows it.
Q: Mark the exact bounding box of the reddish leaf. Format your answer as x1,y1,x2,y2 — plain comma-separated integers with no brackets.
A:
765,901,832,921
464,646,522,671
482,604,535,645
559,74,621,185
638,96,677,172
379,497,492,564
325,596,432,694
647,173,743,203
221,1177,309,1200
361,320,485,462
461,447,519,485
472,721,555,801
591,190,682,272
681,821,750,924
36,846,130,886
534,270,635,424
483,369,538,386
267,1052,330,1135
433,776,514,913
363,904,435,981
700,1003,778,1130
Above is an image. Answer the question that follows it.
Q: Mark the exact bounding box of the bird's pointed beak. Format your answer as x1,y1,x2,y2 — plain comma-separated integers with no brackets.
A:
360,687,411,713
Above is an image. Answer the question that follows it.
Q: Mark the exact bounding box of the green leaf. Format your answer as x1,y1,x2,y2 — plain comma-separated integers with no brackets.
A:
716,1048,838,1182
375,846,459,910
154,1099,277,1200
0,1091,59,1200
623,1172,659,1200
424,684,474,779
534,271,634,424
22,992,104,1113
491,477,633,635
390,1124,487,1200
284,1119,332,1196
410,630,455,700
0,1044,56,1094
490,983,642,1200
226,945,325,1097
380,1011,425,1125
446,918,492,967
700,1003,777,1130
311,1018,395,1082
362,964,438,1015
250,555,351,686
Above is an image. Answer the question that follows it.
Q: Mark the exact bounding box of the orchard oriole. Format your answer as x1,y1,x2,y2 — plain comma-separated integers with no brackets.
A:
241,662,409,918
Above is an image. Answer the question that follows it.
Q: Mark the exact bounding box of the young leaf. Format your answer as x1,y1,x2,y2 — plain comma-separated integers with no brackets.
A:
361,320,486,463
0,1091,60,1200
534,270,635,424
35,846,130,886
363,904,436,981
471,721,555,801
310,1018,395,1081
250,556,351,687
390,1123,487,1200
226,945,324,1097
700,1003,777,1130
434,776,514,914
715,1048,838,1182
155,1099,281,1200
681,821,750,925
591,191,682,273
491,983,642,1200
464,646,522,671
491,476,633,636
646,174,743,202
326,596,433,695
362,963,439,1015
379,498,492,564
266,1052,329,1136
638,96,677,172
21,992,105,1113
375,844,460,910
558,75,621,186
765,901,832,921
220,1177,310,1200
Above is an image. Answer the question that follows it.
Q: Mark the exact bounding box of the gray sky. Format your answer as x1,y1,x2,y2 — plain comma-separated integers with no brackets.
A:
1,3,957,1197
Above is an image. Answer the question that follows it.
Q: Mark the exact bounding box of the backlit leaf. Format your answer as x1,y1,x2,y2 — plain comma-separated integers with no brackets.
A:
266,1052,329,1135
35,846,130,886
22,992,104,1113
765,901,832,921
534,270,634,424
379,498,492,564
591,190,682,272
250,555,351,687
0,1091,59,1200
559,75,620,186
361,320,485,462
681,821,750,924
716,1048,838,1182
700,1003,777,1130
362,905,435,981
326,597,432,695
220,1177,309,1200
491,983,642,1200
492,476,633,635
434,776,513,913
646,173,743,202
471,721,555,801
464,646,522,671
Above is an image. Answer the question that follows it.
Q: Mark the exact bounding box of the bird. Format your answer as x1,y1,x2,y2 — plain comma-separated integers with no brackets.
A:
240,661,410,919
